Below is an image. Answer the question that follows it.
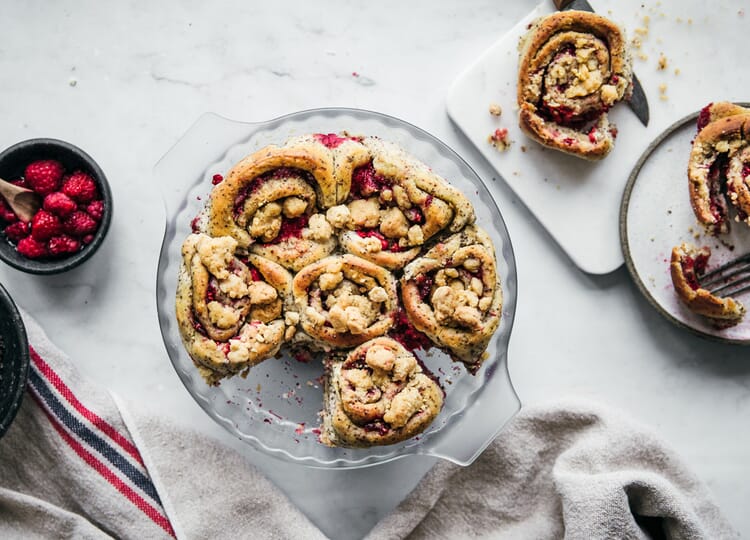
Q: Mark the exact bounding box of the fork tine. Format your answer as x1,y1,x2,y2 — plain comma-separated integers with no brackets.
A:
710,273,750,296
702,262,750,288
701,252,750,285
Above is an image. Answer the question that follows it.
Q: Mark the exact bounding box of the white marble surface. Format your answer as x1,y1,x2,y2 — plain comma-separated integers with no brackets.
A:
1,0,749,538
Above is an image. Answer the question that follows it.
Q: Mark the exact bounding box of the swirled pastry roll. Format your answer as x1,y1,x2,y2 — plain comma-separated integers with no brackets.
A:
688,102,750,235
321,337,443,447
330,137,475,270
517,11,633,160
670,243,745,328
176,234,293,385
204,135,370,271
401,225,502,373
292,254,398,350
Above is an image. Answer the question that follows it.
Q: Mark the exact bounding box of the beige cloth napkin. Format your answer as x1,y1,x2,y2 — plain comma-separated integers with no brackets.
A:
0,311,738,539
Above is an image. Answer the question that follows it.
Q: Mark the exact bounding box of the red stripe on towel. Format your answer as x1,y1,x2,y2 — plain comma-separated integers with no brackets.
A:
29,346,145,467
29,391,177,538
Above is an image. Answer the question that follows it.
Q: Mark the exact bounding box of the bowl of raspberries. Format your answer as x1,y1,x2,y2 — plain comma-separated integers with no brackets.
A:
0,138,112,274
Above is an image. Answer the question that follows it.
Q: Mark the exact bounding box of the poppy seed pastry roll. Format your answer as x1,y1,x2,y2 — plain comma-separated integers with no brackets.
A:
517,10,633,160
331,137,475,270
321,337,444,447
176,233,293,385
688,102,750,235
292,254,398,349
401,225,502,373
670,243,745,328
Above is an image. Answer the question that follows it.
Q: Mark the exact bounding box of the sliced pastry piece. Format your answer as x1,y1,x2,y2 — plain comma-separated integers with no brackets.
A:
670,243,745,328
401,225,502,373
517,10,633,160
203,134,370,271
330,136,475,270
688,102,750,234
321,337,444,447
175,233,293,385
292,254,398,350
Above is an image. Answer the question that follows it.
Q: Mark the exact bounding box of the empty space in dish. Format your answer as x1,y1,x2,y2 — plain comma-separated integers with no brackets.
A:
155,109,520,468
622,109,750,343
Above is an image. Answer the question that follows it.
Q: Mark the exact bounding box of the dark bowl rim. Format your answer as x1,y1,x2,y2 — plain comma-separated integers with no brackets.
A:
0,281,30,437
0,137,112,275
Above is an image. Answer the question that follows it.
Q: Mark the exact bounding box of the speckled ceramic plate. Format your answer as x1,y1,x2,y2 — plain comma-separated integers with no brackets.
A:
620,104,750,344
0,282,29,437
155,108,520,468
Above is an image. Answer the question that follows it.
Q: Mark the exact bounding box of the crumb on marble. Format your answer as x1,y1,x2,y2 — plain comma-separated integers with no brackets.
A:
488,128,512,152
657,54,668,70
69,79,77,87
489,103,502,116
674,68,681,76
521,145,527,153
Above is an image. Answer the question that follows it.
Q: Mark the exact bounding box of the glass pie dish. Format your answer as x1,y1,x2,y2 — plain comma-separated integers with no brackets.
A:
155,108,519,468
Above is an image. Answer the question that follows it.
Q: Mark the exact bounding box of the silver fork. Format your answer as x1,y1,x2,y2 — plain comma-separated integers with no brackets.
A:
700,253,750,297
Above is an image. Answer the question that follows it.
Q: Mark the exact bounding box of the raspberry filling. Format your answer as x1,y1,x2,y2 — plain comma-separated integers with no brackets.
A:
356,229,401,252
351,162,392,199
262,214,309,245
313,133,350,149
681,254,709,291
743,164,750,179
390,308,433,352
415,274,434,301
696,102,714,132
707,155,730,230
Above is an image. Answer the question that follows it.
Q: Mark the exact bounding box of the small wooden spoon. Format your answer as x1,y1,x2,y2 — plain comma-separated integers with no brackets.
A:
0,179,41,222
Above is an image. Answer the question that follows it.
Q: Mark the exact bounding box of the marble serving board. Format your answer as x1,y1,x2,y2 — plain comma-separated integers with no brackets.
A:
447,0,673,274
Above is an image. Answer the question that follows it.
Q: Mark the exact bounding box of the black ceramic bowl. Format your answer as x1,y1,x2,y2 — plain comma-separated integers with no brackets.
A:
0,138,112,274
0,282,29,437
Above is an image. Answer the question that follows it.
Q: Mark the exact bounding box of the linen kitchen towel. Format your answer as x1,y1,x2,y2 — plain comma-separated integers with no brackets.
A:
0,311,737,539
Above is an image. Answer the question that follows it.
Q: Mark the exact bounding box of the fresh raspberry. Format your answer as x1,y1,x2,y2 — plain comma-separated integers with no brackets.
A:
86,200,105,221
16,236,48,259
62,171,98,203
43,192,78,218
4,221,29,243
63,210,98,237
24,160,65,196
0,198,18,223
31,210,63,241
81,234,95,244
48,234,81,256
10,178,29,189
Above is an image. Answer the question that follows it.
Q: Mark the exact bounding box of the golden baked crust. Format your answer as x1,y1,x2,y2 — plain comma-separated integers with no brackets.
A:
670,243,745,328
175,234,293,385
688,102,750,234
321,337,444,447
292,254,398,349
517,10,632,160
401,225,503,373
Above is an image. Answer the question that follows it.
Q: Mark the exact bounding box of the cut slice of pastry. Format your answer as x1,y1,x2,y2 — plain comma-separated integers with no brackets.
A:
688,102,750,234
292,254,398,349
670,243,745,328
321,337,444,447
332,137,475,270
175,233,293,385
401,225,502,373
517,10,633,160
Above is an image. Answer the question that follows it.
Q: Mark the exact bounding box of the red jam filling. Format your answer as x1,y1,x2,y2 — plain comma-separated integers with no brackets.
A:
696,102,714,132
404,207,425,224
587,126,598,144
415,274,434,300
355,229,401,252
249,267,262,281
190,215,201,233
314,133,349,149
611,75,620,84
351,162,392,199
742,164,750,179
206,281,218,303
265,214,309,245
681,255,706,291
212,174,224,185
390,308,433,352
363,421,390,435
707,155,730,229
